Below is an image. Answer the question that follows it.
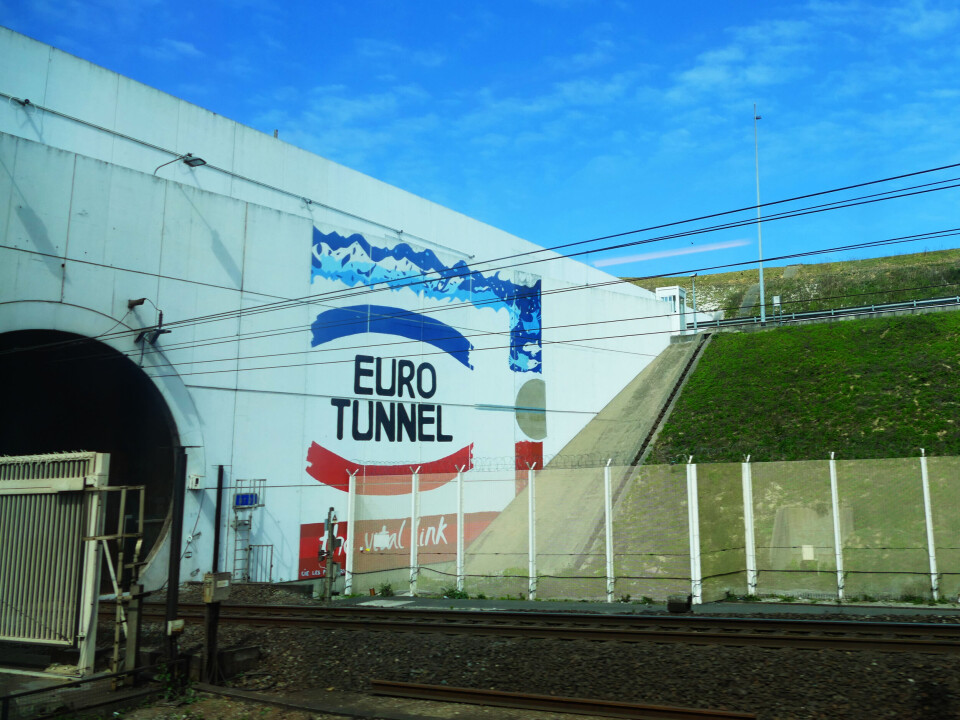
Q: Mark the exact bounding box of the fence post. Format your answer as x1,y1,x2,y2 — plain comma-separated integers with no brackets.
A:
686,456,702,604
409,467,420,596
604,459,614,603
741,455,758,596
456,466,465,593
527,463,538,601
345,470,357,596
829,452,845,601
919,449,940,601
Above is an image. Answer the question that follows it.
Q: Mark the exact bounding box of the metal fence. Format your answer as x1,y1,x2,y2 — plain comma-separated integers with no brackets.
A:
340,452,960,604
687,294,960,330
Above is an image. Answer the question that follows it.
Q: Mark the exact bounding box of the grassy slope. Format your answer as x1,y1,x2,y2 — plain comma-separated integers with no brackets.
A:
628,248,960,318
648,311,960,462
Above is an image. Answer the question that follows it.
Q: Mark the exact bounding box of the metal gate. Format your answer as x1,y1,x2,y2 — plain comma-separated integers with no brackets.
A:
248,545,274,583
0,452,109,675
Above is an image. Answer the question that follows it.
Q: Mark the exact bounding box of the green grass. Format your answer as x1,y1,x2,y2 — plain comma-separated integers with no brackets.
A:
649,311,960,463
628,248,960,319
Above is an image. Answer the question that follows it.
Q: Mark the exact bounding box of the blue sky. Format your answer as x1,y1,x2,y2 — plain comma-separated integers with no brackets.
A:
2,0,959,278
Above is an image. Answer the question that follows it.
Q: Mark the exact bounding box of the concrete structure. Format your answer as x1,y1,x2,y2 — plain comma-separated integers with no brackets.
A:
0,27,686,588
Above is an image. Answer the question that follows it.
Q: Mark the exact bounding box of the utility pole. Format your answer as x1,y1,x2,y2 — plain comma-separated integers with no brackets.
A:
754,104,766,324
324,507,339,601
165,447,187,675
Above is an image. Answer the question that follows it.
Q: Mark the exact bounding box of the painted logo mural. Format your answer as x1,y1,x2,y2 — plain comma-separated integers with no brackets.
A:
306,302,476,494
310,228,541,373
300,227,544,579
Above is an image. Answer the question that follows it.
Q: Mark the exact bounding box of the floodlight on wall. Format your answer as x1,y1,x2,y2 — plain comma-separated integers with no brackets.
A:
153,153,206,174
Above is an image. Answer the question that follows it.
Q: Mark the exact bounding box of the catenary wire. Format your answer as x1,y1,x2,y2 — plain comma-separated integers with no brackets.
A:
5,90,959,282
26,227,960,371
4,90,960,355
2,167,958,362
48,273,960,371
121,239,960,365
14,232,960,387
116,240,960,366
142,276,960,380
4,204,960,377
103,220,960,360
132,175,960,333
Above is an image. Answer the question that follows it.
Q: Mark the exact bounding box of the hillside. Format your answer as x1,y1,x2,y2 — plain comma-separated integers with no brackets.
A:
648,311,960,463
629,247,960,319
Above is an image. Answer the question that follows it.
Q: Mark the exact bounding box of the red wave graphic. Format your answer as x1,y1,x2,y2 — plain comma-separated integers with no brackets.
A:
305,442,474,495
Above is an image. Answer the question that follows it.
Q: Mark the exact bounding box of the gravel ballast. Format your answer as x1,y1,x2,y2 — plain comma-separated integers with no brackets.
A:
136,586,960,719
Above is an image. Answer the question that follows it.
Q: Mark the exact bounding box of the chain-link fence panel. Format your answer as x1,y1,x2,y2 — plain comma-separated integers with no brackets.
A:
928,456,960,599
414,471,465,597
462,469,529,599
837,458,929,600
339,455,959,603
697,462,746,601
350,472,414,597
752,460,837,598
612,464,689,602
535,466,607,601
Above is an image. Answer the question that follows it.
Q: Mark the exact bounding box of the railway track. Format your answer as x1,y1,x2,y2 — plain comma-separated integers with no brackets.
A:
370,680,758,719
108,602,960,653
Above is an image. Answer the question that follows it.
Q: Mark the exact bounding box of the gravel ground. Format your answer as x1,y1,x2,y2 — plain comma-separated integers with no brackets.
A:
116,694,340,720
131,585,960,719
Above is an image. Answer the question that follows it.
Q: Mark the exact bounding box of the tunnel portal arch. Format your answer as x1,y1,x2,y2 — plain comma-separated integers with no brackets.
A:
0,328,180,562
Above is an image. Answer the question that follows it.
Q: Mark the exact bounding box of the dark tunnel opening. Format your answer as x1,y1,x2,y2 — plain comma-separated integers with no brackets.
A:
0,329,177,577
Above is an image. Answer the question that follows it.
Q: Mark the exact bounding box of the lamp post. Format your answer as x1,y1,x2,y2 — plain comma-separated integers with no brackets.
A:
692,273,698,332
754,104,766,324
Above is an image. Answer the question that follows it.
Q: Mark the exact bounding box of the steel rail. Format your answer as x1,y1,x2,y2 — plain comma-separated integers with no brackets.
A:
125,602,960,636
115,603,960,653
370,679,757,719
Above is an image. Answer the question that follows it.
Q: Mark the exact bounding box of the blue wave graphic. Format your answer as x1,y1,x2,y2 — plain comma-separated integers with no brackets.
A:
311,304,474,369
311,228,541,373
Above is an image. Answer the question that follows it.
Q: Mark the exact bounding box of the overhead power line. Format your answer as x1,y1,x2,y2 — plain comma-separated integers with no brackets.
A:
121,222,960,363
145,290,960,385
4,89,960,361
142,173,960,334
3,174,959,367
24,227,960,375
6,89,959,277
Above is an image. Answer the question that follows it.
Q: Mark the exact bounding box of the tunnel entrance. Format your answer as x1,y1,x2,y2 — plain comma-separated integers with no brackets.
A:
0,329,177,562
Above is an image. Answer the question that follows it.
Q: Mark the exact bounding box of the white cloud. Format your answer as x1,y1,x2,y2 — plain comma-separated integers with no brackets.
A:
142,38,204,62
665,19,814,105
888,0,960,38
253,83,439,170
30,0,163,33
593,240,751,268
355,38,446,68
531,0,598,7
356,38,403,58
245,0,960,236
547,29,617,73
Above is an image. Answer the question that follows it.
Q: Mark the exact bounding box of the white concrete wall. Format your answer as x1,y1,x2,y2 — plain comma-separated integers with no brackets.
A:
0,27,675,586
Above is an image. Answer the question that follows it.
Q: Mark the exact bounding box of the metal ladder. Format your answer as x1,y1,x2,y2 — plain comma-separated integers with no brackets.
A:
231,479,265,582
